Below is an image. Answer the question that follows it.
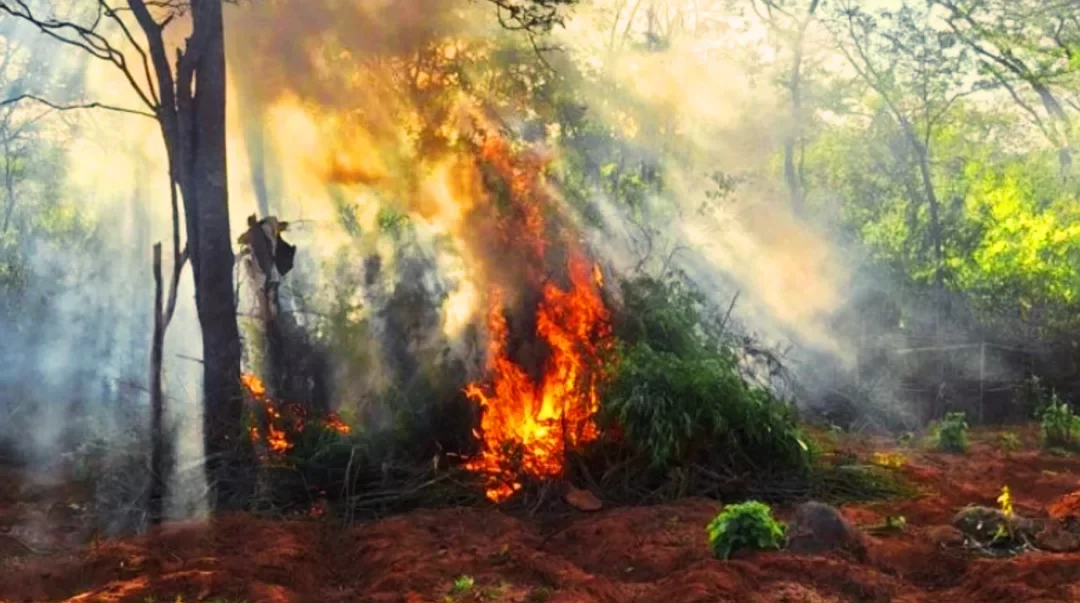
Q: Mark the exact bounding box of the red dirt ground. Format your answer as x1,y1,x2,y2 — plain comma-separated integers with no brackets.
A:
4,428,1080,603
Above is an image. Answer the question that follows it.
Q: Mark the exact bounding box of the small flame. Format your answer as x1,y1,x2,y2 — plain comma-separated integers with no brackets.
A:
240,372,353,458
241,372,267,398
325,414,352,435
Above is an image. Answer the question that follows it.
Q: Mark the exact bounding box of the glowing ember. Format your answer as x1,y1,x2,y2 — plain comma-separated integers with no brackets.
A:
325,414,352,435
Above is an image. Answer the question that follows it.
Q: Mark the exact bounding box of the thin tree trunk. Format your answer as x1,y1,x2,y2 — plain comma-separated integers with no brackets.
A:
1033,82,1074,175
149,243,166,525
784,18,814,214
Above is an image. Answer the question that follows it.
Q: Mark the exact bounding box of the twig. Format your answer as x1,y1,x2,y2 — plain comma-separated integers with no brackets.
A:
0,93,156,119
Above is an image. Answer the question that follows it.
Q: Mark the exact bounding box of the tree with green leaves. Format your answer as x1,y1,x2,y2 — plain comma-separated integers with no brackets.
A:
931,0,1080,177
829,1,973,318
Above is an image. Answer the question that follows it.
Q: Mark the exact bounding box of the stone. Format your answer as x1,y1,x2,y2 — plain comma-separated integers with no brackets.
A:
1035,522,1080,552
924,525,966,547
786,501,868,560
952,505,1037,544
565,486,602,512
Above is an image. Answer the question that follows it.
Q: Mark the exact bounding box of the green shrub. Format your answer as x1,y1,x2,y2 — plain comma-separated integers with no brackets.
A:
934,412,968,453
996,432,1022,452
1038,394,1080,449
600,276,811,473
706,501,786,559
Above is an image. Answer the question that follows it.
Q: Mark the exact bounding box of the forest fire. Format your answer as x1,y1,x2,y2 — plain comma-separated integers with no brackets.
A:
462,134,614,502
241,372,351,459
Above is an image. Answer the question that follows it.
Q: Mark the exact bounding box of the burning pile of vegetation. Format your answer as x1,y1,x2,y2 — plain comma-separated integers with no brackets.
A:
230,115,837,513
460,135,614,502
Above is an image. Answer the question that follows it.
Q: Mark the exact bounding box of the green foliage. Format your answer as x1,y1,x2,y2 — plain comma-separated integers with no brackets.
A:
450,575,475,596
376,207,411,238
996,432,1022,453
1038,394,1080,450
600,276,811,472
526,586,553,602
934,412,969,453
706,501,786,560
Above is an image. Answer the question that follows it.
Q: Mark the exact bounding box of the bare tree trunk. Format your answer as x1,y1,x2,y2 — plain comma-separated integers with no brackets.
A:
913,141,946,295
784,48,805,213
783,0,820,214
190,0,250,511
149,243,166,525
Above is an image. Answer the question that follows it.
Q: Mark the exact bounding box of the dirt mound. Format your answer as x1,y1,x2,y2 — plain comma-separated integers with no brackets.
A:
4,429,1080,602
1047,490,1080,520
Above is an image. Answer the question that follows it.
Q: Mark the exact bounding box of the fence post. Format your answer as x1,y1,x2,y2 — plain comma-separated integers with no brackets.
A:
978,341,986,423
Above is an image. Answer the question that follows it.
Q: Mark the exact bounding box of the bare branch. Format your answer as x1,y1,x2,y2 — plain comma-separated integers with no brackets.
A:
486,0,576,33
99,0,160,106
0,93,156,118
163,245,189,328
0,0,159,111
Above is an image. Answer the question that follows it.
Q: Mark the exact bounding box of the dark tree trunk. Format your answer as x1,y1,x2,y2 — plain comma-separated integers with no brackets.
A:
189,0,250,511
149,243,166,524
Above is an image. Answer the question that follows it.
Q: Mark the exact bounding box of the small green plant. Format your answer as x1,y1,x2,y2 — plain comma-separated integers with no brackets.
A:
990,485,1021,548
996,432,1022,452
480,583,508,600
527,586,553,602
1038,394,1080,449
450,575,475,596
885,514,907,531
866,514,907,535
705,501,786,560
934,412,969,453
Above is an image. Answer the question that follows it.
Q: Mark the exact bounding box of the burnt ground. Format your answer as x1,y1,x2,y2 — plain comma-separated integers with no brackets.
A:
4,428,1080,603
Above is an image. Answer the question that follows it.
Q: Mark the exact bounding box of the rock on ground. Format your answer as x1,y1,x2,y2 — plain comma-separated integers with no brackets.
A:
786,501,869,561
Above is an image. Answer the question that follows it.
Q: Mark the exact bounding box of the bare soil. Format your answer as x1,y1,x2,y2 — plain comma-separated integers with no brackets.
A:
4,428,1080,603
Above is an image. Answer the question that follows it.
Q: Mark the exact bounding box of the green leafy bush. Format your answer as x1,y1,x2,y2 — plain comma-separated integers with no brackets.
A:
600,276,810,472
996,432,1022,452
934,412,969,453
706,501,786,560
1038,394,1080,449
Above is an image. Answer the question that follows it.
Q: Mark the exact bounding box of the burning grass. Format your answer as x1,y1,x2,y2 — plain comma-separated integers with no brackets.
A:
242,373,351,462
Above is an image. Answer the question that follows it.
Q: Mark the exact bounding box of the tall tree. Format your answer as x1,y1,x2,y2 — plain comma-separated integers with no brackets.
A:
751,0,822,214
830,0,972,317
0,0,250,512
931,0,1080,177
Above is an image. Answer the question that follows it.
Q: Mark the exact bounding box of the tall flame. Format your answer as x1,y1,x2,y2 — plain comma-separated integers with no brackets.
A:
462,137,613,502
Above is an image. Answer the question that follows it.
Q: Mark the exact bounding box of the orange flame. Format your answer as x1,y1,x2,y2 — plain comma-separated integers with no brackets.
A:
462,135,613,502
